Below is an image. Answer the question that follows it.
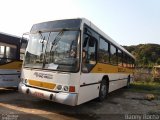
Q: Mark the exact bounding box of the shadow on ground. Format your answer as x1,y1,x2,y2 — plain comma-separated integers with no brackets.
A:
0,88,128,120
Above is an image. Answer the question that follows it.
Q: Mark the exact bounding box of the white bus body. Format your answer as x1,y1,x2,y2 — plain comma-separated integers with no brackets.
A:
19,18,135,106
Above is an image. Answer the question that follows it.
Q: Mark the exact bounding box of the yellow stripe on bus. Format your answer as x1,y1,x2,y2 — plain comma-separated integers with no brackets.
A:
0,61,22,70
28,80,56,90
91,63,134,73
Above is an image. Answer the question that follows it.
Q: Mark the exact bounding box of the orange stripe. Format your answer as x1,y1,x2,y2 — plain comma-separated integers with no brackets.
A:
28,80,56,90
91,63,134,73
0,61,22,70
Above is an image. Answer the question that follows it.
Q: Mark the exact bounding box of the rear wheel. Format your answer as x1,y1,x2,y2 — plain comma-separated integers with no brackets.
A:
98,79,108,101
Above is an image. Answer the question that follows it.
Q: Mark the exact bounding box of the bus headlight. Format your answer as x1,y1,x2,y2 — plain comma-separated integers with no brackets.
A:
21,78,28,84
24,79,28,84
56,85,62,90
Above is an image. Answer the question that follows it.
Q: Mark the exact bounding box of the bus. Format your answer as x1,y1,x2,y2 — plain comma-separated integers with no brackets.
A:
0,32,27,88
19,18,135,106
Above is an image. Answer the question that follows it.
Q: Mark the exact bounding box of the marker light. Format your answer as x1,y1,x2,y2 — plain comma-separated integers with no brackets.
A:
69,86,75,92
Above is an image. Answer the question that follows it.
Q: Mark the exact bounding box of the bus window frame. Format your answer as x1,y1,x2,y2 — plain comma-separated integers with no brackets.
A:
81,25,98,73
81,24,135,69
98,37,110,64
110,44,118,65
117,49,123,67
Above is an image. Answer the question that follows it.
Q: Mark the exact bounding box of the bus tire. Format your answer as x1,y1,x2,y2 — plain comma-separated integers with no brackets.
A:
98,79,108,102
126,76,131,88
13,87,18,91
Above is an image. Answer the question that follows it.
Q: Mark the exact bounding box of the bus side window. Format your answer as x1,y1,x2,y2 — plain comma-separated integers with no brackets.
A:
82,34,97,73
118,49,123,66
99,38,109,63
0,44,17,64
110,45,118,65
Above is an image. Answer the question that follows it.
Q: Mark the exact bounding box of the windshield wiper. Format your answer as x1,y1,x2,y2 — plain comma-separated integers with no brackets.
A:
50,30,64,52
38,31,45,52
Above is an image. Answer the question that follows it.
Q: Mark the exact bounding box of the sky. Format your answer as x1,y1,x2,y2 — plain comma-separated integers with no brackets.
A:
0,0,160,46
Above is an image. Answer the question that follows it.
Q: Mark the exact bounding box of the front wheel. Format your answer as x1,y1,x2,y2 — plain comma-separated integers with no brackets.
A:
98,79,108,101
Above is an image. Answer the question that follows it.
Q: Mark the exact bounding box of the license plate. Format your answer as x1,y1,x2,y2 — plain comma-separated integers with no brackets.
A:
33,91,44,98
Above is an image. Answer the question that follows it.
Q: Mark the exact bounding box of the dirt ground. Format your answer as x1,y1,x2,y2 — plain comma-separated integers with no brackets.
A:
0,88,160,120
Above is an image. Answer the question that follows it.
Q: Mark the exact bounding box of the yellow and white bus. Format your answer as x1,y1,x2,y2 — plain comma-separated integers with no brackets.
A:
19,18,135,106
0,32,27,88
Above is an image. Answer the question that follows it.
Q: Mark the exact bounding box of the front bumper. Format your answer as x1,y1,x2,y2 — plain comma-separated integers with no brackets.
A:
18,82,77,106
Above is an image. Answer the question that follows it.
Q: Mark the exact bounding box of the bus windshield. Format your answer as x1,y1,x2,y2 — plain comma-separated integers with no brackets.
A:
24,30,80,72
0,43,17,64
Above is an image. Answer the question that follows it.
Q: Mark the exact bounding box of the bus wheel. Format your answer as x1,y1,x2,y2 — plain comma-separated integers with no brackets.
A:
98,79,108,101
126,76,130,88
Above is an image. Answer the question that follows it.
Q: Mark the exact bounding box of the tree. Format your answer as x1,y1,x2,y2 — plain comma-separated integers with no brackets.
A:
124,44,160,67
156,58,160,65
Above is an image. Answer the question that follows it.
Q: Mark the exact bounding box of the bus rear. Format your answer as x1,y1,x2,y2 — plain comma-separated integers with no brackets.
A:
0,33,27,88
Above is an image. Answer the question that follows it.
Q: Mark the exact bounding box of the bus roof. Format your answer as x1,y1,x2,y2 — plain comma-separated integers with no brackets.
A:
31,19,82,33
0,32,21,45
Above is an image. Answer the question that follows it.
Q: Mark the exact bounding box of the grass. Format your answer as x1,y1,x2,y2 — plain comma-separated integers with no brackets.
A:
129,81,160,95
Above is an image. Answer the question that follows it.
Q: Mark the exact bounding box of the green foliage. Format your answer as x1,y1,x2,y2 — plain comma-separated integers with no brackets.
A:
124,44,160,67
156,58,160,65
130,82,160,95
